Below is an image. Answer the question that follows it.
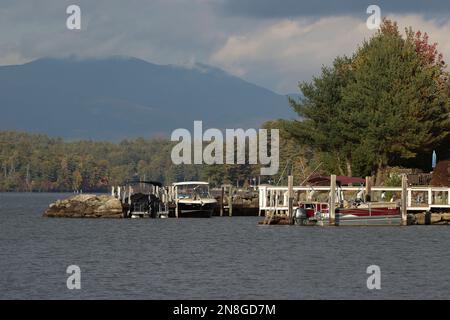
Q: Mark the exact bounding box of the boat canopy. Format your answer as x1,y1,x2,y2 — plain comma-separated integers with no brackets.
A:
126,179,163,187
173,181,209,186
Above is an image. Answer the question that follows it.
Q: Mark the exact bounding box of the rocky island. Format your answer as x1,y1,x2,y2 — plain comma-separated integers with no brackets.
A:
43,194,124,218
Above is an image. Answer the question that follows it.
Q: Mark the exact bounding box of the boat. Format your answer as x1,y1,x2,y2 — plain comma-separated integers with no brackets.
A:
294,201,401,226
169,181,217,218
120,180,169,218
292,175,402,226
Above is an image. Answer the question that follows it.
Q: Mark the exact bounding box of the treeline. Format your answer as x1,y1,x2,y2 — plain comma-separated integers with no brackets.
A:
0,126,313,192
0,131,172,192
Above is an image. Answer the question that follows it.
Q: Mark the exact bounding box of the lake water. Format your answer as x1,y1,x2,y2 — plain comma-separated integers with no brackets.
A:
0,192,449,299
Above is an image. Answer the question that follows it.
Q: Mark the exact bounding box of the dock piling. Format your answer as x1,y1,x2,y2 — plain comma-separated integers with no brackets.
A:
288,175,294,225
365,176,372,202
228,185,233,217
401,174,408,226
329,174,336,226
220,186,224,217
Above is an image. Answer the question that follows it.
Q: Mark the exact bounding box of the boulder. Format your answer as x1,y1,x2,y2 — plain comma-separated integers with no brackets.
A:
431,213,443,224
414,213,426,225
442,213,450,221
414,212,445,225
43,194,123,218
433,220,449,225
258,215,291,225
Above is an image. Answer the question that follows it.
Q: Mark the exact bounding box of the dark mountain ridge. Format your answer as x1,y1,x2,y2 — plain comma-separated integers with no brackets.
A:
0,56,294,140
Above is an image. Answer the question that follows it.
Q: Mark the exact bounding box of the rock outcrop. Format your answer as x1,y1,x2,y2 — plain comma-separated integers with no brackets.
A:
258,215,291,225
412,212,450,225
43,194,123,218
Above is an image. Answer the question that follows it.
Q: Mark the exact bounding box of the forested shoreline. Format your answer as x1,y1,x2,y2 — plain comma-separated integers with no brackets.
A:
0,126,311,192
0,131,209,192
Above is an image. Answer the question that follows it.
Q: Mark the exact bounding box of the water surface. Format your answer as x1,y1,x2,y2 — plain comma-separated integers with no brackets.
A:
0,193,449,299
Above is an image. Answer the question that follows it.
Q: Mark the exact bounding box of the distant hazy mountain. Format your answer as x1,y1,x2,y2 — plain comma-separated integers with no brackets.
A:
0,57,295,140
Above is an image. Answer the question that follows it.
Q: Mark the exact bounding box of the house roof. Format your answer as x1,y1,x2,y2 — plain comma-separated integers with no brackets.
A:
430,160,450,187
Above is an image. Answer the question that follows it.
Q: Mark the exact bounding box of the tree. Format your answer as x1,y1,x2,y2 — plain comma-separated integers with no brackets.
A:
262,120,316,185
285,55,358,176
286,19,450,182
72,170,82,191
344,19,450,182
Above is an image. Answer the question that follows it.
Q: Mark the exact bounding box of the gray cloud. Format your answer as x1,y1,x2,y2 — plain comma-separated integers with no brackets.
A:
217,0,450,18
0,1,449,94
0,0,241,64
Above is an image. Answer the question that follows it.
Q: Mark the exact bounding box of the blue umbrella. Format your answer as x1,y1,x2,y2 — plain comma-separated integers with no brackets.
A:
432,150,437,169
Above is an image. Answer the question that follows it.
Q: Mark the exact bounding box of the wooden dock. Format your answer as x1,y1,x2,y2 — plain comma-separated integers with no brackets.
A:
258,181,450,215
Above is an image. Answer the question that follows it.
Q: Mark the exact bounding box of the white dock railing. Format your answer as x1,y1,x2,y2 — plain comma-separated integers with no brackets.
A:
258,185,450,214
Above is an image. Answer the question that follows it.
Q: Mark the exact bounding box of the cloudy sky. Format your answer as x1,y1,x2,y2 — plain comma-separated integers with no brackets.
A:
1,0,450,93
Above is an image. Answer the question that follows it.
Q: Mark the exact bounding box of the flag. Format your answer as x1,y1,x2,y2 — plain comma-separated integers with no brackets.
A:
432,150,437,169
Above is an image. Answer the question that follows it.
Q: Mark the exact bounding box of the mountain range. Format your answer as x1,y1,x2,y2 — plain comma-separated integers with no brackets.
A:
0,57,296,140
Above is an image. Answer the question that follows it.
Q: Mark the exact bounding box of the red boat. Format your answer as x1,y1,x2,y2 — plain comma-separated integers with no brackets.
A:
296,202,401,226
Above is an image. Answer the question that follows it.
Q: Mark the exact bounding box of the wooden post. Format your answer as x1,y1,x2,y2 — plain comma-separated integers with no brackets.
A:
275,190,279,216
228,185,233,217
175,186,179,218
258,186,264,217
407,189,412,207
288,175,294,225
401,174,408,226
329,174,336,226
128,185,132,217
365,176,371,202
268,188,273,218
220,186,224,217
